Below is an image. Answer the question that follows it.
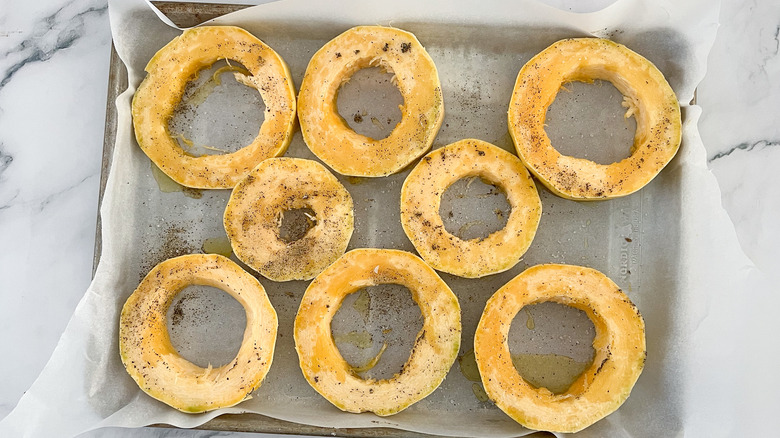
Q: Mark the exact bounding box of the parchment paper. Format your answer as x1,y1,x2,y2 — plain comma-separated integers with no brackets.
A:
2,0,779,437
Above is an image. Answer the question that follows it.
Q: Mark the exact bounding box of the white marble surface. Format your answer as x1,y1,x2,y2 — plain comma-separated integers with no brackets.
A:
0,0,777,437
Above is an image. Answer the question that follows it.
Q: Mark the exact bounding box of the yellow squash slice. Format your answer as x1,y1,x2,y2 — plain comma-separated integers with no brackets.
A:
508,38,681,200
294,249,461,416
474,264,646,433
298,26,444,177
132,26,296,189
119,254,278,413
224,157,354,282
400,139,542,278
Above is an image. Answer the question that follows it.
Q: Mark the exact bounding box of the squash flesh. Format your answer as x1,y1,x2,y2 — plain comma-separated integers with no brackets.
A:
119,254,278,413
400,139,542,278
508,38,681,200
298,26,444,177
474,264,645,432
294,249,461,416
223,157,354,282
132,26,297,189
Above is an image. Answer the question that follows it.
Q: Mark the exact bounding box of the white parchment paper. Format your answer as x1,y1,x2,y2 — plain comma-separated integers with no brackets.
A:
2,0,779,437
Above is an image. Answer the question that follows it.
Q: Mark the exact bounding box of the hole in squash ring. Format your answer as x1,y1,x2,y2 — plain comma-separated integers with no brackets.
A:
508,38,681,200
294,249,461,416
439,176,511,241
474,264,646,433
336,66,404,141
331,283,423,380
132,26,297,189
166,284,247,368
400,139,542,278
167,59,267,157
507,302,596,395
224,157,354,282
278,207,317,244
298,26,444,177
544,80,637,165
119,254,278,413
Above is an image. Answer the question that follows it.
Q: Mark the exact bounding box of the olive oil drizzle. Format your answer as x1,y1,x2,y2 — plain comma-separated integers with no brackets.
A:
201,237,232,257
512,353,592,395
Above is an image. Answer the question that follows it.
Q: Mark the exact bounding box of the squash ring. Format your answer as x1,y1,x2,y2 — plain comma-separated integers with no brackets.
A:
294,249,461,416
132,26,297,189
224,157,354,282
474,264,646,433
119,254,278,413
508,38,682,200
400,139,542,278
297,26,444,177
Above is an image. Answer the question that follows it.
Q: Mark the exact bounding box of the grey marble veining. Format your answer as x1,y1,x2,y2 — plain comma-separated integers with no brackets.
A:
697,0,780,282
698,0,780,157
0,4,108,90
0,0,778,436
0,0,110,425
708,139,780,163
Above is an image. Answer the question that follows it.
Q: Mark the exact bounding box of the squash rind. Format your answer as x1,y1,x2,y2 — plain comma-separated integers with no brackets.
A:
508,38,682,200
297,26,444,177
119,254,278,413
474,264,646,433
132,26,297,189
400,139,542,278
224,157,354,282
294,249,461,416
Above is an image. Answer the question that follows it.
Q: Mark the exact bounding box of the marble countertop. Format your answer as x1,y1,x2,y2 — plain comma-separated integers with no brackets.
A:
0,0,777,437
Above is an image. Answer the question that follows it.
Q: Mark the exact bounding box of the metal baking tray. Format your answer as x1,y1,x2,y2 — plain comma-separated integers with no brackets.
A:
96,1,687,436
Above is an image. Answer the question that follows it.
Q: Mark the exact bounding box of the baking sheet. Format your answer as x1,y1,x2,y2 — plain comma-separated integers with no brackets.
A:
4,0,779,437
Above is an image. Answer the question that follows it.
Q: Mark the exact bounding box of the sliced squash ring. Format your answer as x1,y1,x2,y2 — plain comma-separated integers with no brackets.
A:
474,264,646,433
400,139,542,278
294,249,461,416
508,38,682,200
298,26,444,177
132,25,296,189
119,254,278,413
224,157,354,282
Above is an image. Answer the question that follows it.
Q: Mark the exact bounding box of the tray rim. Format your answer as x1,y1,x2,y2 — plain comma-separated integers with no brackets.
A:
95,1,700,436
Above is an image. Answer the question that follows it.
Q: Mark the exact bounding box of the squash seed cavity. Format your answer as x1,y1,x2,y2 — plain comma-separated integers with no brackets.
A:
331,284,422,380
336,66,403,141
545,80,636,166
168,59,266,157
439,176,510,241
166,285,246,368
278,208,317,243
508,302,595,394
